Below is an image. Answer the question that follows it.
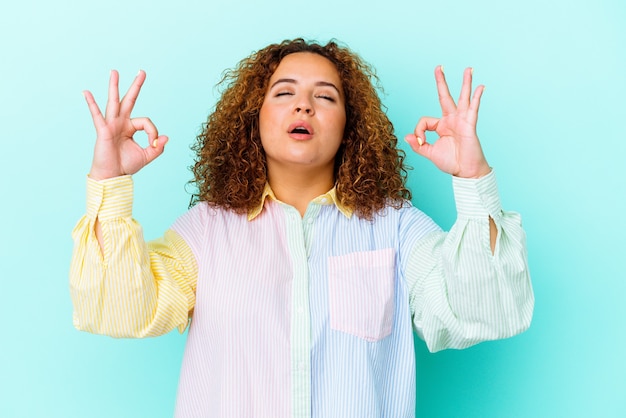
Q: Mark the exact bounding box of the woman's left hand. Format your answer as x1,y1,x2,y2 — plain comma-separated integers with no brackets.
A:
405,66,491,179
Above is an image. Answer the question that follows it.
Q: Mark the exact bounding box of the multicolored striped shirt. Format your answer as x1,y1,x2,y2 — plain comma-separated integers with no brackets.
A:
69,170,534,418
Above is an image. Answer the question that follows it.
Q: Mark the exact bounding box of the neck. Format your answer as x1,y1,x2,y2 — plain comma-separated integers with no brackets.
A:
267,164,335,217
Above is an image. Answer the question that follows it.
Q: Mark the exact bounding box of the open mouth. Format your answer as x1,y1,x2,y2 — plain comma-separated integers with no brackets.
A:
290,127,310,134
288,121,314,136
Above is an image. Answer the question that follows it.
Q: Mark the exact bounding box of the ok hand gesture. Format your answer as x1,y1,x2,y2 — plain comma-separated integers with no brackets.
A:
84,70,168,180
405,66,491,179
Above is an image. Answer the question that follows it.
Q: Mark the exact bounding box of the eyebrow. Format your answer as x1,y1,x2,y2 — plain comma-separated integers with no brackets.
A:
269,78,341,94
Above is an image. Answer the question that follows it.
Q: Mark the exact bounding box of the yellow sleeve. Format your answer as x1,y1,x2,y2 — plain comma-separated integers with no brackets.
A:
69,175,198,338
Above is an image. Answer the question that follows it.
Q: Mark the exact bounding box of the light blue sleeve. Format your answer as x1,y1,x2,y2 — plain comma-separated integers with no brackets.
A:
406,170,535,352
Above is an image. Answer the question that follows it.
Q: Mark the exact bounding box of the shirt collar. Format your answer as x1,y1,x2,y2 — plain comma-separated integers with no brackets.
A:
247,183,353,220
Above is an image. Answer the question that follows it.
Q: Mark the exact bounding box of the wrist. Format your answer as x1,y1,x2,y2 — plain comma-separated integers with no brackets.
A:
88,166,124,181
469,165,492,179
455,164,492,179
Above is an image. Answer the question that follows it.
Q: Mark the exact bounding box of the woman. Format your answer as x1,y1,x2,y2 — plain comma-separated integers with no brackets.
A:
71,38,534,417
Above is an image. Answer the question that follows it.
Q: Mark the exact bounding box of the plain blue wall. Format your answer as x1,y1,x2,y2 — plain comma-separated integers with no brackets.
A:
1,0,624,416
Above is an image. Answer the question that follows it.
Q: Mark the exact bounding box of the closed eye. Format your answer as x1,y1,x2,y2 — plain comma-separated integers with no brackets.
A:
316,94,335,102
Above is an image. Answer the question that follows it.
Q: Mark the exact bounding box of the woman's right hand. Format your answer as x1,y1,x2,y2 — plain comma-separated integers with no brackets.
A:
84,70,168,180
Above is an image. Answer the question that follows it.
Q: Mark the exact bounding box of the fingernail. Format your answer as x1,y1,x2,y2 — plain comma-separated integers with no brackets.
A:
417,137,424,146
470,67,474,76
440,65,444,75
152,139,158,148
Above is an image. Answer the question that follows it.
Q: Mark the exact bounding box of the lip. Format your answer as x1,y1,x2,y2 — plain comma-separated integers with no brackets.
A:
287,120,314,140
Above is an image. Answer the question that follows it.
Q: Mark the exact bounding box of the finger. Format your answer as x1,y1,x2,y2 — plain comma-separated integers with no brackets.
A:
404,133,422,151
83,90,105,128
144,135,169,164
404,133,434,159
130,117,159,142
413,116,440,144
120,70,147,117
468,84,485,121
435,65,456,116
457,67,473,110
105,70,120,120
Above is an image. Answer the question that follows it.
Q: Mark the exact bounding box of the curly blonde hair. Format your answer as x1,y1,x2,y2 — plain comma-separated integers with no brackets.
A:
190,38,411,220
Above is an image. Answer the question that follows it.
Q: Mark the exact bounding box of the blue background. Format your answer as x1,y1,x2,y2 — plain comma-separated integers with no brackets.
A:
1,0,624,416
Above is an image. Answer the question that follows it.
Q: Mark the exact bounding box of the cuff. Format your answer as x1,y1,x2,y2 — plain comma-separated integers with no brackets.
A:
452,169,502,220
86,175,134,221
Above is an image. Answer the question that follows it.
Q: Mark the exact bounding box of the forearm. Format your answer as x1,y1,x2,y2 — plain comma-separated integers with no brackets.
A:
408,170,534,352
69,176,196,338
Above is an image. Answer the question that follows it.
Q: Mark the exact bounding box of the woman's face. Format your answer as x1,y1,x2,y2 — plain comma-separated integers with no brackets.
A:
259,52,346,176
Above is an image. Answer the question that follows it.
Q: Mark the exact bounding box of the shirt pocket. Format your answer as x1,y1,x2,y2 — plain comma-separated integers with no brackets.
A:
327,248,396,342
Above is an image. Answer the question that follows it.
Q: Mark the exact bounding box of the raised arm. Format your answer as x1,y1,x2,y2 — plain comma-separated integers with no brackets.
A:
404,68,533,351
71,71,196,338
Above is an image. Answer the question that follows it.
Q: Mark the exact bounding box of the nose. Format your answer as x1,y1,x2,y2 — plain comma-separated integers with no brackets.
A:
295,107,312,114
294,95,314,115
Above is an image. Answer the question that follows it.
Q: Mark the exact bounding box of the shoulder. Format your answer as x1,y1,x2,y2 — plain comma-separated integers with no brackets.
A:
385,200,441,240
172,202,248,231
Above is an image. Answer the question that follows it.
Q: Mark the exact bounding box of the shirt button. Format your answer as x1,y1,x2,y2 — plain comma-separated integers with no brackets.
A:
306,218,314,225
